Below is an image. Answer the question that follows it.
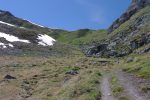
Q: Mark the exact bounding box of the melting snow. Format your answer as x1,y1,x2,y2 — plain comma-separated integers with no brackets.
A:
20,27,26,29
0,42,14,49
27,20,45,28
0,43,7,48
0,32,30,43
37,34,56,46
0,21,26,29
8,43,14,47
0,32,55,47
0,21,16,27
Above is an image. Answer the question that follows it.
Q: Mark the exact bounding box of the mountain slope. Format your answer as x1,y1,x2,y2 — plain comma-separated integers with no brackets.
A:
0,11,80,56
86,4,150,57
51,29,107,45
108,0,150,33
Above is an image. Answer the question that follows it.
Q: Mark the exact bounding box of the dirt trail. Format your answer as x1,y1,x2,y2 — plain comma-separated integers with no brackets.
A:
115,70,149,100
101,75,115,100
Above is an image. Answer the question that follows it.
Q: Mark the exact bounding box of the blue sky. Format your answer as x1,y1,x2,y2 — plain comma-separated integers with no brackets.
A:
0,0,131,30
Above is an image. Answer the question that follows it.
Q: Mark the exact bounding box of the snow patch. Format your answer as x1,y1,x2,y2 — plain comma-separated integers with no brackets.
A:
27,20,45,28
0,32,30,43
8,43,14,47
0,43,7,48
0,42,14,49
20,27,26,29
0,21,26,29
37,34,56,46
0,21,16,27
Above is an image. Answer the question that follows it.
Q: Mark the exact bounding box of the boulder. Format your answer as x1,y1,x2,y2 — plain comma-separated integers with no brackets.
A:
130,34,150,49
65,70,79,75
142,47,150,53
126,57,134,63
86,44,108,56
4,74,16,79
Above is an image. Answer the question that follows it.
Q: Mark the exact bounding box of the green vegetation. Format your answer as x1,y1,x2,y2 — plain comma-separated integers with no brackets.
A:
122,53,150,79
63,66,80,72
55,69,102,100
0,56,106,100
111,76,129,100
3,13,108,46
50,29,107,45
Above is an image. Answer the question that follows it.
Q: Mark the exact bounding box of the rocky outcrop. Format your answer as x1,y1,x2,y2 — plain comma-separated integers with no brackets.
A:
84,1,150,58
130,34,150,49
108,0,150,33
86,44,108,57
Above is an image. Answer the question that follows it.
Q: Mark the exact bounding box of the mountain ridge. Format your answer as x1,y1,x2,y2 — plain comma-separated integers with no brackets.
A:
108,0,150,33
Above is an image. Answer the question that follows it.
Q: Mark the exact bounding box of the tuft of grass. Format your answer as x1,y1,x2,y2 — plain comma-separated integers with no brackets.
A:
111,76,130,100
63,66,80,72
56,69,102,100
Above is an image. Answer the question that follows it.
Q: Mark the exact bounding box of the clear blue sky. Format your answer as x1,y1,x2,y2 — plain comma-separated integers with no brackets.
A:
0,0,131,30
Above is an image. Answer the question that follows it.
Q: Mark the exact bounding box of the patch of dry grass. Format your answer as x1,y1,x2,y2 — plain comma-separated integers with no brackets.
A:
0,56,110,100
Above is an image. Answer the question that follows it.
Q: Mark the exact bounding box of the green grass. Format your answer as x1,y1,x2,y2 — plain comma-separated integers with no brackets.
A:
53,68,102,100
111,76,130,100
51,29,107,45
122,53,150,79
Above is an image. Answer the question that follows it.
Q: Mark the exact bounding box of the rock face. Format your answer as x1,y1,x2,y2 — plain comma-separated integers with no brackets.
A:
130,34,150,49
108,0,150,33
86,44,108,56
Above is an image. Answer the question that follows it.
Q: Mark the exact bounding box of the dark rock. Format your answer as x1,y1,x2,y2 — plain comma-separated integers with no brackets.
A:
106,50,118,57
65,70,79,75
4,74,16,79
86,44,108,56
117,50,132,57
130,34,150,49
142,47,150,53
130,40,140,49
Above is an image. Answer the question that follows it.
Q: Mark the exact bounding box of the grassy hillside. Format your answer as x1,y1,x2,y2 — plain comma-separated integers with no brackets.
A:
49,29,107,45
